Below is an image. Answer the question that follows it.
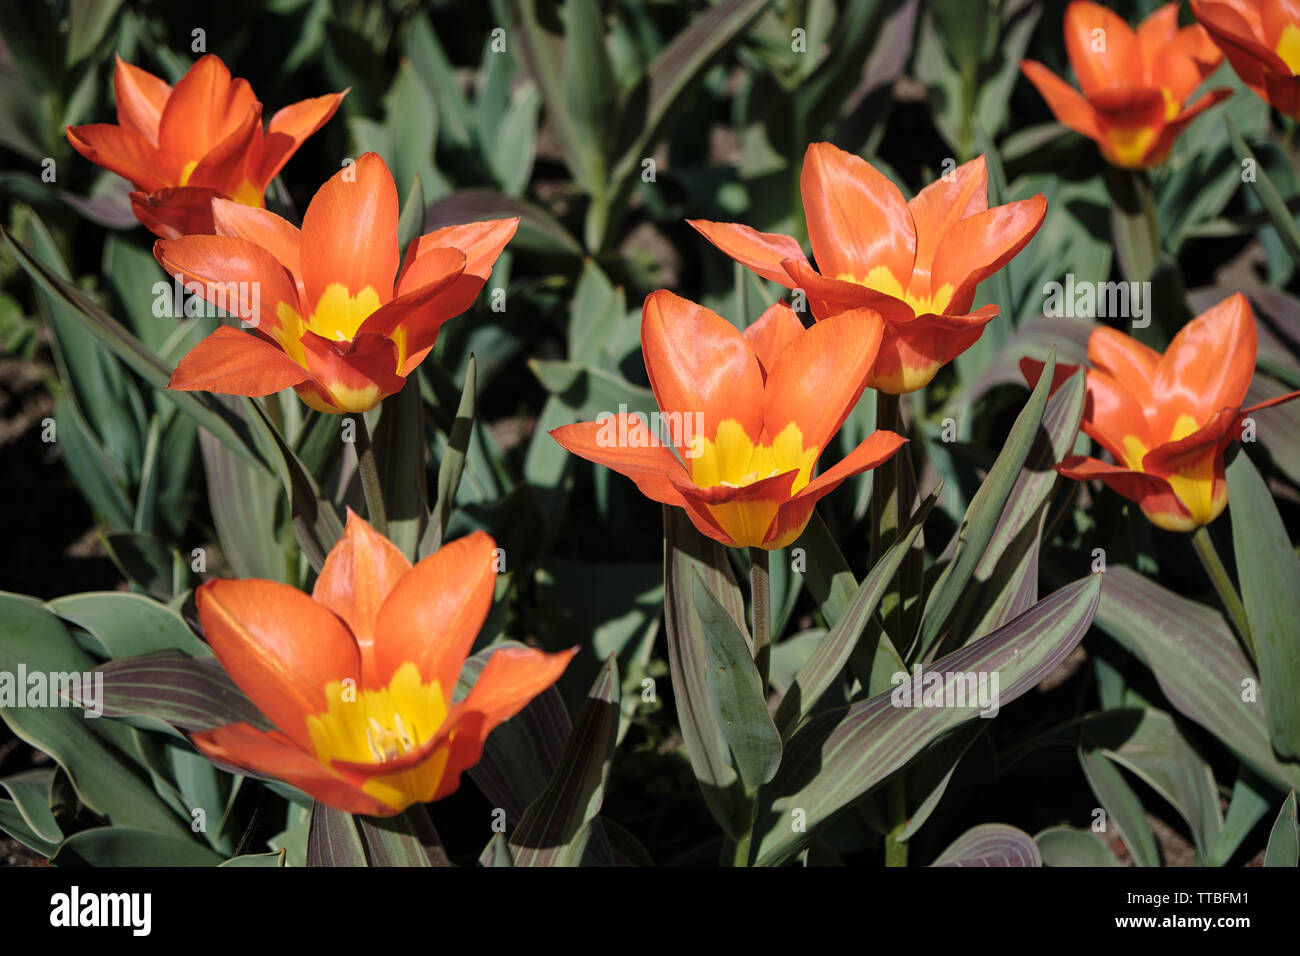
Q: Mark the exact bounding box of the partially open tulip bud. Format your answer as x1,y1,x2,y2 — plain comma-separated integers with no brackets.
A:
1192,0,1300,121
689,143,1045,394
190,512,576,816
66,55,346,238
156,152,516,413
1020,2,1230,169
551,292,905,549
1022,294,1300,532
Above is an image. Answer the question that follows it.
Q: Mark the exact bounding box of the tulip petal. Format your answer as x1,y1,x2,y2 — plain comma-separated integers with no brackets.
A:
1065,0,1141,98
297,331,404,414
405,218,519,285
154,234,301,336
191,723,388,816
433,645,578,801
761,306,882,450
869,306,999,394
258,91,348,185
158,55,257,163
742,300,805,377
908,156,989,292
1057,453,1199,530
1019,60,1105,144
184,101,263,197
1154,21,1226,103
130,187,224,239
196,578,361,749
931,194,1048,313
312,509,412,676
687,220,807,287
372,530,497,694
300,152,399,312
1088,325,1160,417
765,430,906,546
1144,88,1233,165
800,142,916,286
1191,0,1278,98
360,247,468,371
66,123,172,193
168,325,309,396
1080,367,1153,463
780,258,914,323
211,198,305,300
1153,293,1255,434
113,55,171,145
641,291,765,443
550,417,691,507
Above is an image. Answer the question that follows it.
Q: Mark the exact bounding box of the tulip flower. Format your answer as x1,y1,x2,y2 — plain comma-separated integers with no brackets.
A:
156,152,516,413
1022,294,1300,532
689,143,1046,394
190,512,576,816
1192,0,1300,121
1020,2,1230,169
66,54,345,239
551,292,906,549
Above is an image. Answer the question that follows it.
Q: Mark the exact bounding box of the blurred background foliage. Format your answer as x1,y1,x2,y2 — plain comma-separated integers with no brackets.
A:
1,0,1298,867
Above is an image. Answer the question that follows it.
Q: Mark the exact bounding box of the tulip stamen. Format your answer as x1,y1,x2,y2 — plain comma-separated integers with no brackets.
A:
365,713,416,762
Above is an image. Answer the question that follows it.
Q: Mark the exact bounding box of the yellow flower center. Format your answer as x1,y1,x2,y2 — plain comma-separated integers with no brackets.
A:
177,160,263,207
688,419,818,548
306,662,451,810
1277,22,1300,75
843,265,954,316
1120,413,1222,530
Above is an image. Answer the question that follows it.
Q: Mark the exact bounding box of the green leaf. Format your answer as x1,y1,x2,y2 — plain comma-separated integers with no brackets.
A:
1227,118,1300,268
663,508,743,836
0,595,186,834
220,849,287,867
406,13,474,151
2,226,262,467
931,823,1041,866
397,174,425,260
919,349,1056,657
356,806,453,867
1079,735,1160,867
0,768,61,845
46,592,209,658
562,0,617,200
1264,791,1298,866
1211,768,1275,866
1034,826,1121,867
690,571,781,792
754,575,1100,865
1091,567,1300,792
93,651,270,733
306,803,367,867
66,0,124,64
375,378,429,560
775,486,939,737
510,656,620,866
1227,452,1300,759
421,354,476,557
53,827,225,866
424,189,582,260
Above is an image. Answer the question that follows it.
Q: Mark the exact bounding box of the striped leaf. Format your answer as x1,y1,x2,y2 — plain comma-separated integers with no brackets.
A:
754,574,1100,865
1264,791,1298,867
931,823,1041,867
509,656,619,866
776,486,940,737
1092,567,1300,792
93,651,270,732
1227,453,1300,760
306,803,367,867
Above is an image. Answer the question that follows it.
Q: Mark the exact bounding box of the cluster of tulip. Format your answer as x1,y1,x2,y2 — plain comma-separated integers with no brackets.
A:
47,0,1299,846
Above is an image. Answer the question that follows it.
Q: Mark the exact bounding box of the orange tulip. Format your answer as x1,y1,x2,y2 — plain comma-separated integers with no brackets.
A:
551,292,905,550
66,54,345,239
1020,2,1230,169
1192,0,1300,121
156,152,516,413
689,143,1046,394
1022,294,1300,532
190,512,576,816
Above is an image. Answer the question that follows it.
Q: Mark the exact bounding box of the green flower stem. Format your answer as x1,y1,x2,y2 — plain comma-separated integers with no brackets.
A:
883,774,909,867
1191,526,1255,665
750,546,771,691
354,413,388,538
730,791,758,867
